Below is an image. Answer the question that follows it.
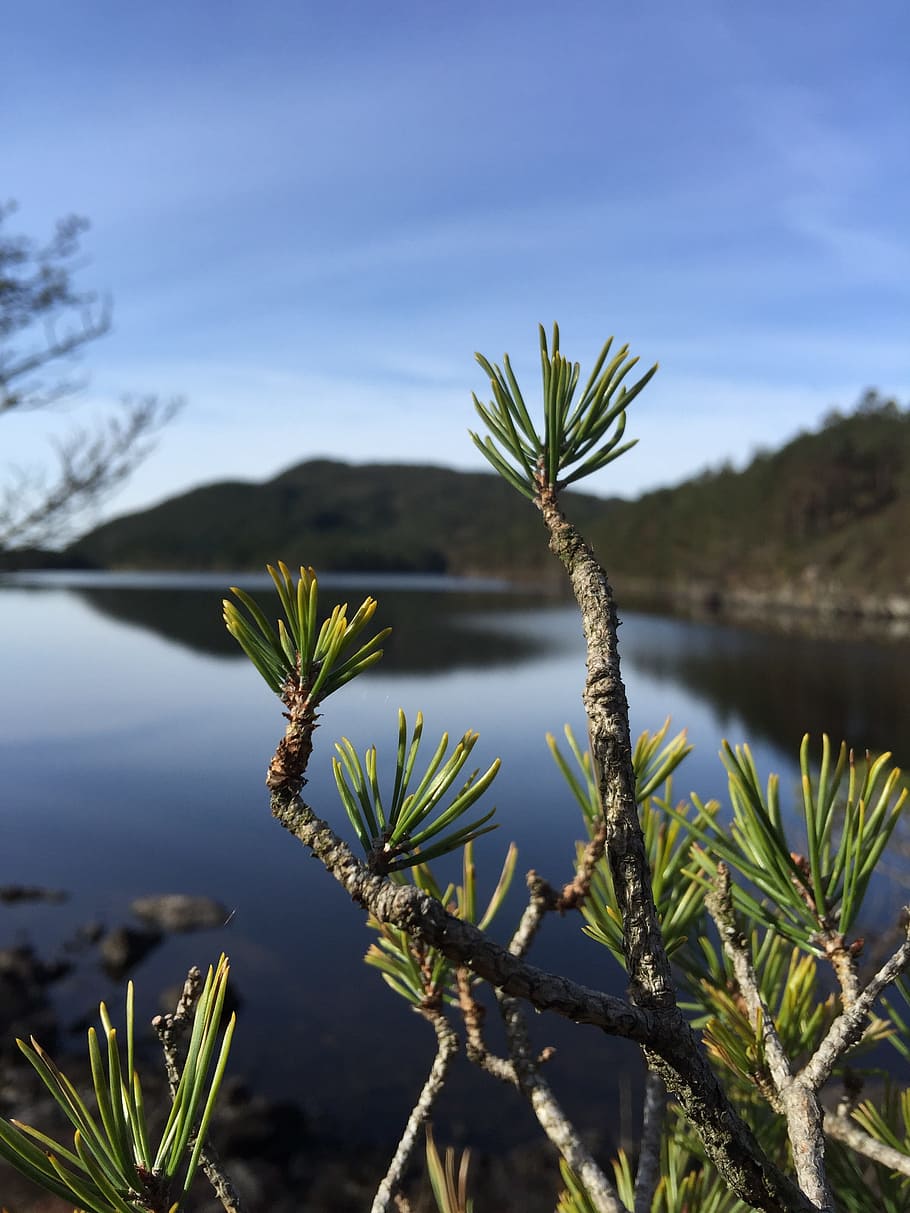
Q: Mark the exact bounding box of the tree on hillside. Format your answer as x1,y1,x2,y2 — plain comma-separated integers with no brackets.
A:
0,202,179,551
3,326,910,1213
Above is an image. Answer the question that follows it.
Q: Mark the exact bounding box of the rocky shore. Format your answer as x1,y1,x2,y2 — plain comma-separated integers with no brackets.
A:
0,894,569,1213
615,575,910,640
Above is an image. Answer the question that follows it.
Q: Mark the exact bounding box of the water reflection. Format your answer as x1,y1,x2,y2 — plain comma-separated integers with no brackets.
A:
67,579,552,671
3,574,910,1167
51,577,910,769
13,571,910,775
621,613,910,768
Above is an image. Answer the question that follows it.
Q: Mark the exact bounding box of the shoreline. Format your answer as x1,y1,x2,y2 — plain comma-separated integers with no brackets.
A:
4,559,910,640
611,575,910,641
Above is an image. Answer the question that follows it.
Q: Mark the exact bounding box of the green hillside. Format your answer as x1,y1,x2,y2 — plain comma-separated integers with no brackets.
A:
590,394,910,601
68,395,910,607
68,459,610,579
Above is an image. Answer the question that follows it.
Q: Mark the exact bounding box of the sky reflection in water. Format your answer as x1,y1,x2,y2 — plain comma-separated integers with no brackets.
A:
2,573,910,1150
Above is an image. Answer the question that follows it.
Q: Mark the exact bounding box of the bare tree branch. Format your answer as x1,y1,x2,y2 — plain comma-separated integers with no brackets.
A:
459,933,622,1211
152,966,204,1095
481,819,634,1212
371,1012,460,1213
454,962,619,1208
456,967,516,1083
0,299,111,414
0,394,182,548
557,815,608,912
824,1109,910,1179
0,203,181,551
633,1070,666,1213
508,871,560,960
706,863,833,1209
535,475,675,1010
705,864,793,1097
497,991,624,1213
0,204,110,416
802,917,910,1092
822,934,861,1010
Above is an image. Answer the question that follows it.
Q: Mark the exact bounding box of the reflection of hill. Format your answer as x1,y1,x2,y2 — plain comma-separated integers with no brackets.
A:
622,616,910,768
60,577,910,770
71,583,554,672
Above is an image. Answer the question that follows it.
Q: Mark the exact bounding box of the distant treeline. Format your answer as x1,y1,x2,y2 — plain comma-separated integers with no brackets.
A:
64,392,910,606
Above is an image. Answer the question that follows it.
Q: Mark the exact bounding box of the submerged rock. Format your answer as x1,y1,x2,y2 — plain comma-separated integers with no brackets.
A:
0,946,68,1055
100,926,162,977
131,893,229,932
0,885,67,904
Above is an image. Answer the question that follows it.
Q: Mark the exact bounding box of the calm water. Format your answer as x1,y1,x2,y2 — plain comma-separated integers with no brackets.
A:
2,571,910,1154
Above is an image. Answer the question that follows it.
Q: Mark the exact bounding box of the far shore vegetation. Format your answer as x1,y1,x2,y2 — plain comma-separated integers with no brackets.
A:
2,391,904,629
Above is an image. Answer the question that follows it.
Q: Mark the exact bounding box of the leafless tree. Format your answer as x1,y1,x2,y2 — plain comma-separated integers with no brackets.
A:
0,202,179,550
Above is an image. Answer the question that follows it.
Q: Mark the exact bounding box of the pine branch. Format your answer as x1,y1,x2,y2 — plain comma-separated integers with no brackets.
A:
371,1013,459,1213
152,969,246,1213
824,1109,910,1178
271,787,817,1213
633,1070,666,1213
534,475,675,1010
800,917,910,1090
496,992,623,1213
706,862,832,1210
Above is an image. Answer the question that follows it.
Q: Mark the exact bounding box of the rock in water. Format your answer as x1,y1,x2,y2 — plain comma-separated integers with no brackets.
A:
100,926,162,977
131,893,229,932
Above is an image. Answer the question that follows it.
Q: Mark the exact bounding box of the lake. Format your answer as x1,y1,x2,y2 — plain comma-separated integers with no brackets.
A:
2,570,910,1162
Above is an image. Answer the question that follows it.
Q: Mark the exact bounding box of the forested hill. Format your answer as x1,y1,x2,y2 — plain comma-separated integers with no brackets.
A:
69,396,910,601
599,394,910,601
68,460,608,579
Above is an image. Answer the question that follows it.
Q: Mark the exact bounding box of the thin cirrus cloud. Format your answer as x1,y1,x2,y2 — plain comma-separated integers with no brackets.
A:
2,0,909,529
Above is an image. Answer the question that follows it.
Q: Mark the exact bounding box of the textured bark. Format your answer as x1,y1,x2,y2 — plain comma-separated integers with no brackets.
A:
824,1110,910,1178
457,967,516,1083
707,864,833,1209
536,485,674,1009
455,962,620,1209
371,1015,459,1213
271,790,818,1213
633,1070,666,1213
558,817,608,912
824,935,860,1008
530,488,824,1207
509,872,559,960
783,1086,833,1212
639,1037,816,1212
706,865,793,1096
497,993,624,1213
801,926,910,1091
272,790,652,1040
266,678,318,795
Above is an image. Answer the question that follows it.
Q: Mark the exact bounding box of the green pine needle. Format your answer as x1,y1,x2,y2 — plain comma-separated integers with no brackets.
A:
224,564,390,703
471,324,657,498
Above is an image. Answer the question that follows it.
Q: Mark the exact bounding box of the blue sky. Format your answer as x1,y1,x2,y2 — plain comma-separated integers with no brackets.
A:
4,0,909,523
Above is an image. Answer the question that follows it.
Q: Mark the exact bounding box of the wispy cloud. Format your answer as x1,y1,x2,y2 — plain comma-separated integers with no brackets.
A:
4,2,909,523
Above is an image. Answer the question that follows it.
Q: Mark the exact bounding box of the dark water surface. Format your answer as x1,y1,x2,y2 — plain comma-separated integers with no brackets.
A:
3,571,910,1155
